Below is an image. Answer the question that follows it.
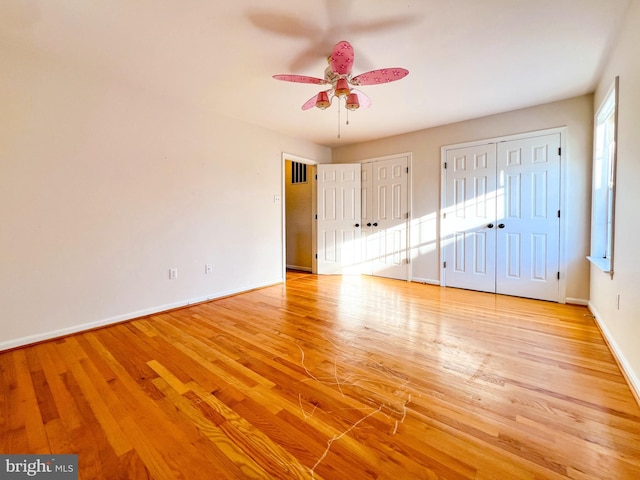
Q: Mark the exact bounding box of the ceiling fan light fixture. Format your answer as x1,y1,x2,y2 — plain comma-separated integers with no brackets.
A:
274,41,409,128
346,93,360,110
334,78,350,97
315,91,330,109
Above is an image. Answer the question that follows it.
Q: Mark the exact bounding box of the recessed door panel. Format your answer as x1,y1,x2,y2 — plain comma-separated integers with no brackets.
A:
532,233,547,281
322,230,337,262
505,232,521,278
506,173,522,219
474,232,487,275
454,232,466,272
532,171,548,219
454,177,466,218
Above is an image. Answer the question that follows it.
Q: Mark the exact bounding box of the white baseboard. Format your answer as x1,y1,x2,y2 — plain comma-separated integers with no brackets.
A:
286,264,312,272
0,278,283,352
588,302,640,405
411,277,440,286
565,297,589,306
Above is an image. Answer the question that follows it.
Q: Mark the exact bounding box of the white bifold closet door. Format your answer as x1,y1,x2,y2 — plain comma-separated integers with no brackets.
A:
316,156,409,280
442,133,561,302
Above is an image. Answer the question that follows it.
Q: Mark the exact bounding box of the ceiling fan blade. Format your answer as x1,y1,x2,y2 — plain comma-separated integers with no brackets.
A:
352,89,372,109
330,40,354,75
273,74,327,85
347,16,421,34
351,68,409,85
247,12,323,39
288,42,336,72
301,94,319,111
301,90,333,110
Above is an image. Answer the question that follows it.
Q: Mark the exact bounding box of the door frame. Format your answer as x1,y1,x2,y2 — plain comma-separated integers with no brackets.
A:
281,153,319,280
440,127,568,303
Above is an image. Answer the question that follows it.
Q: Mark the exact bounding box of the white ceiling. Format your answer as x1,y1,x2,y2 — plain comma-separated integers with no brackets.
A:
1,0,632,148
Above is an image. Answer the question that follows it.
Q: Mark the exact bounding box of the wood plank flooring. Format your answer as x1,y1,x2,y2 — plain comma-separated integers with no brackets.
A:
1,271,640,479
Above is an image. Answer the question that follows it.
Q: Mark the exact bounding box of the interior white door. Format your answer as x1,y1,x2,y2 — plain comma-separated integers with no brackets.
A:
316,164,362,274
496,134,561,301
442,144,497,292
370,157,409,280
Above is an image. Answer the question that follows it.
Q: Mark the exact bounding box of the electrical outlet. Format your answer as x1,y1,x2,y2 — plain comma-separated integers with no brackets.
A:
169,268,178,280
274,194,281,203
205,264,212,274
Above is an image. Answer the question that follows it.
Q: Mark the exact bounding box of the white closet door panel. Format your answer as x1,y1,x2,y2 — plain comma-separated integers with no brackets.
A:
316,164,362,275
496,134,561,301
443,144,497,293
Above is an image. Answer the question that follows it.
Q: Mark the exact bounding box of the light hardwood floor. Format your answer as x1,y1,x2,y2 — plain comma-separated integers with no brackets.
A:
1,271,639,479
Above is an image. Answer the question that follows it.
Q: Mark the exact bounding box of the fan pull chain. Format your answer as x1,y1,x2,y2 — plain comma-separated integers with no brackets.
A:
337,100,341,139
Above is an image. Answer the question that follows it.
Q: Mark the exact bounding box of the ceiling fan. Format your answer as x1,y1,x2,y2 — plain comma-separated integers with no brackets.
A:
273,40,409,112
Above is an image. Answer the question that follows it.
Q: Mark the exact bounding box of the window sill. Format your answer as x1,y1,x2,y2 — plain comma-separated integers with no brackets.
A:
587,256,612,274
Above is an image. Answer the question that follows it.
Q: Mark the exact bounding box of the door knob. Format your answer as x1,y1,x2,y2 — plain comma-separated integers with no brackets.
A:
355,223,360,227
498,223,505,229
372,222,378,227
487,223,494,229
367,222,372,227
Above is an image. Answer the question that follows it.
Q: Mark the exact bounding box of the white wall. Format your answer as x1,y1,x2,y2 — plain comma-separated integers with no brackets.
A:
333,95,593,302
590,0,640,398
0,39,330,350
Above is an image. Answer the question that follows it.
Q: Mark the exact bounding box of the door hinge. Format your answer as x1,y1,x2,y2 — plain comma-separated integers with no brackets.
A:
443,261,447,268
557,210,560,218
558,147,561,156
444,162,447,169
406,167,409,173
315,253,318,259
315,214,318,220
443,212,447,219
315,174,318,180
557,271,560,280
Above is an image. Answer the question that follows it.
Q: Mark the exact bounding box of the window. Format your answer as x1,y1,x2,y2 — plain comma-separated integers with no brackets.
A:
291,161,308,184
588,76,618,276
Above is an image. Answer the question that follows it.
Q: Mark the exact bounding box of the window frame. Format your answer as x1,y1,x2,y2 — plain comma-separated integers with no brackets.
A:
588,76,619,277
